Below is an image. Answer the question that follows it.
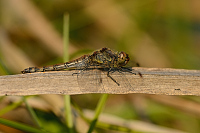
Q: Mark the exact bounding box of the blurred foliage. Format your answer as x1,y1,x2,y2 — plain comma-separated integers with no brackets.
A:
0,0,200,132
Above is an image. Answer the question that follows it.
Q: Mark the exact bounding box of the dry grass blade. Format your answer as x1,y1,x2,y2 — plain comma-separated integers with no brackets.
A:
146,95,200,118
3,0,76,56
0,67,200,96
83,109,186,133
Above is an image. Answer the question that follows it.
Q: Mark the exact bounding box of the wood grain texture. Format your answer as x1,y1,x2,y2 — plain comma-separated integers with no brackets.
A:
0,67,200,96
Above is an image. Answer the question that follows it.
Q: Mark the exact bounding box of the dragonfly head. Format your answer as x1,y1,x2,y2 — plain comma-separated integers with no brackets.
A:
117,51,130,66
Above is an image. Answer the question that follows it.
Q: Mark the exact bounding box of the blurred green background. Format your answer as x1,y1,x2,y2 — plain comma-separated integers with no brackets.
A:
0,0,200,133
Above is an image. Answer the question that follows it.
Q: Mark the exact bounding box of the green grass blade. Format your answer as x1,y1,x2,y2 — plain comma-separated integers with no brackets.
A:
63,13,73,133
87,94,109,133
64,95,73,132
0,99,23,116
23,96,42,128
0,118,47,133
63,13,69,62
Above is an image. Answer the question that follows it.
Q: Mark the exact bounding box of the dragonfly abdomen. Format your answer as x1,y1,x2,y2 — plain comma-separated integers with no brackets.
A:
21,55,91,74
21,63,68,74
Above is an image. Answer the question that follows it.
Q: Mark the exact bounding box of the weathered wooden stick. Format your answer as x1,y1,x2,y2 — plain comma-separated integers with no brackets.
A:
0,67,199,96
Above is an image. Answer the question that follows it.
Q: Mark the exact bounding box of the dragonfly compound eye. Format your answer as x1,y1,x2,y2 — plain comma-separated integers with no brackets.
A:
118,52,130,66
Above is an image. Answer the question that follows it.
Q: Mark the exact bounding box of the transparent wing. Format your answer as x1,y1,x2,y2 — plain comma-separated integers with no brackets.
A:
103,68,135,93
77,67,105,93
76,67,137,93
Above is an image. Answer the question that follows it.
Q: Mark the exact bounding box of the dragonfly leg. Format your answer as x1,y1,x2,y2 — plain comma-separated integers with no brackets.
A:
119,67,135,74
107,68,120,86
72,69,82,76
72,72,80,76
72,65,89,76
120,67,142,78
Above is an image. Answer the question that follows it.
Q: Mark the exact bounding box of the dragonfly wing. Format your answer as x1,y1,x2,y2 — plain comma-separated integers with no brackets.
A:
77,68,105,93
103,68,135,93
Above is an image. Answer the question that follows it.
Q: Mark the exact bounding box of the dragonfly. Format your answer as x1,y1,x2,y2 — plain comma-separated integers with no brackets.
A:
21,48,142,92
